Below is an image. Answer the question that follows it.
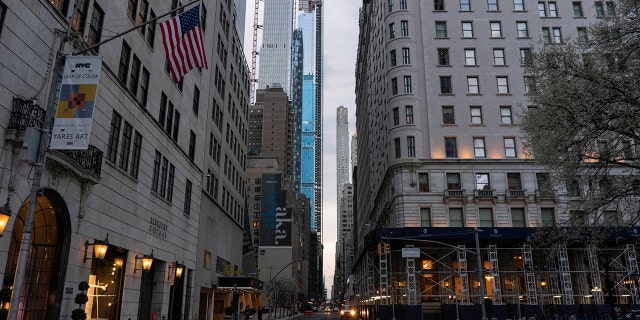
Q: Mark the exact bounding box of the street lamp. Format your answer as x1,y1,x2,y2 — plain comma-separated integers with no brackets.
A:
449,295,460,320
0,200,11,237
83,234,110,263
267,259,301,320
134,250,154,273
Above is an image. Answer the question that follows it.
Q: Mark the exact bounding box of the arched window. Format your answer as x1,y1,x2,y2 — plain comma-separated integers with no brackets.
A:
566,180,582,198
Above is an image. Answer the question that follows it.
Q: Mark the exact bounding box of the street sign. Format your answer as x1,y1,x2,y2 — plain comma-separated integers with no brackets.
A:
402,247,420,258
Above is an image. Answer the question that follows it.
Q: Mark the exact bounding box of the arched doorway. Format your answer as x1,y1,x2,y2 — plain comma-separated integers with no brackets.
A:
5,189,71,320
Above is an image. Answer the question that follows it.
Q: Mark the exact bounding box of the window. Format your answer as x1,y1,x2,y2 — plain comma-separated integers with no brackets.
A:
470,106,483,124
566,180,582,197
389,22,396,39
519,48,532,64
107,111,122,163
504,137,517,157
507,173,522,190
394,138,401,158
193,86,200,115
462,22,474,38
146,10,156,46
71,0,88,32
405,106,414,124
391,77,398,95
479,208,494,227
516,22,529,38
440,76,452,94
496,76,509,94
393,107,400,125
542,27,551,43
447,173,461,190
87,3,104,48
435,21,447,38
127,0,138,21
606,1,615,15
467,76,479,94
536,172,552,191
438,48,450,65
595,1,604,16
152,151,175,202
137,0,148,28
513,0,524,11
538,2,546,16
552,27,562,43
490,21,502,37
570,210,587,226
445,137,458,158
523,76,534,94
418,173,429,192
50,0,69,14
449,208,464,227
500,106,512,124
487,0,499,11
420,208,432,227
184,180,192,215
390,49,397,66
138,68,149,105
577,27,588,42
119,122,133,171
572,2,583,17
541,208,556,226
204,250,212,269
476,173,490,190
402,48,410,64
493,48,505,65
407,136,416,157
388,0,394,11
548,2,558,16
442,106,455,124
130,132,142,178
189,131,196,160
118,41,131,83
434,0,445,11
403,76,412,93
464,49,476,65
460,0,471,11
401,20,409,36
400,0,407,9
511,208,526,227
129,55,141,94
474,138,486,157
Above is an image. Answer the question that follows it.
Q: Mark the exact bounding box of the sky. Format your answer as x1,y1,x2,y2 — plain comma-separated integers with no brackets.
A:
242,0,361,298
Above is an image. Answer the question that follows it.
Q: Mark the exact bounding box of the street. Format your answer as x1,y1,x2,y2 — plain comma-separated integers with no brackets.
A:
296,310,348,320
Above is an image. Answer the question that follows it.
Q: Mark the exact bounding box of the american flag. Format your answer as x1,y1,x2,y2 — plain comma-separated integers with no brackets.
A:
159,5,208,83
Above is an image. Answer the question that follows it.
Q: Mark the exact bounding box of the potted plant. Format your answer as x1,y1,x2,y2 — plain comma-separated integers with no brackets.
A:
71,281,89,320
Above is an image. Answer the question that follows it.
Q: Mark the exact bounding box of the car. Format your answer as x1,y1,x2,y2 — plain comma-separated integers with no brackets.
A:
333,307,339,312
324,306,331,312
339,305,356,319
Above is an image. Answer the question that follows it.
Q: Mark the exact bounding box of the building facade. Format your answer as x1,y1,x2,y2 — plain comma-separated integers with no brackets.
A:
0,1,252,319
353,1,639,319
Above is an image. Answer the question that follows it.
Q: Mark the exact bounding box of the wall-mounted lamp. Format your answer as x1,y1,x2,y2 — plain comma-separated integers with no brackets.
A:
134,250,154,273
168,261,185,279
540,279,547,287
84,234,109,263
0,200,11,237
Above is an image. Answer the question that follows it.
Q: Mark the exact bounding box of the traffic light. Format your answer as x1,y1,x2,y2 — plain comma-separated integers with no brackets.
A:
378,242,390,254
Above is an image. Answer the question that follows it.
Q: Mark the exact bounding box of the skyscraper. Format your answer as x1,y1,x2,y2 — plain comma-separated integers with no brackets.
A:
258,0,294,92
336,106,350,203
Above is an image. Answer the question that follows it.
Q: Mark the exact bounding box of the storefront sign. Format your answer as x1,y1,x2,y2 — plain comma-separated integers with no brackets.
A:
149,216,168,239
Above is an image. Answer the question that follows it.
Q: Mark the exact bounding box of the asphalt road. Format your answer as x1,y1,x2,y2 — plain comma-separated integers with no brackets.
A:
298,310,347,320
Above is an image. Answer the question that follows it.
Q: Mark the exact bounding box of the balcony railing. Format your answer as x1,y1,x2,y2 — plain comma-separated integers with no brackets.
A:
474,189,497,202
535,189,556,202
8,97,46,131
444,189,466,203
506,189,528,202
50,145,103,177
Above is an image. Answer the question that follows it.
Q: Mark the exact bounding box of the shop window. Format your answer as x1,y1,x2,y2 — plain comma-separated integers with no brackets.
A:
86,248,127,319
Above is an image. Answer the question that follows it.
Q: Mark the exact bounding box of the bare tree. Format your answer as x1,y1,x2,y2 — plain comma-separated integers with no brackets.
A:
521,0,640,230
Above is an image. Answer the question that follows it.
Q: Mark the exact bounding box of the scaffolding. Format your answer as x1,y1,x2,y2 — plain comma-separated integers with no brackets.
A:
488,245,504,304
457,245,471,305
522,245,537,305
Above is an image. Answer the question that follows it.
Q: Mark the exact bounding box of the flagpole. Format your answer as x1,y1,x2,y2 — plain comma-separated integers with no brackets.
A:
74,0,200,55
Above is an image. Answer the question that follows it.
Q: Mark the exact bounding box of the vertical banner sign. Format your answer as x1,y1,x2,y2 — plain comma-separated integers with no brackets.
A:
260,173,280,246
260,173,292,246
50,56,102,150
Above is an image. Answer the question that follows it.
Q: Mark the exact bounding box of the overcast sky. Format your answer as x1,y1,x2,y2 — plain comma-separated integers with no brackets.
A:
243,0,361,298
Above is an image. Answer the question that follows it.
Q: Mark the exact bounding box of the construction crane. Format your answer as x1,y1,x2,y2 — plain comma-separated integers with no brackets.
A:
250,0,263,104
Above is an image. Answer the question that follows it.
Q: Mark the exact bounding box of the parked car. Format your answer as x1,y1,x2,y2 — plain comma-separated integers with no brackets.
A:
340,305,356,319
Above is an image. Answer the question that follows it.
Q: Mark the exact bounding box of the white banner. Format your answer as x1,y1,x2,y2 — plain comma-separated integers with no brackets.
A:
50,56,102,150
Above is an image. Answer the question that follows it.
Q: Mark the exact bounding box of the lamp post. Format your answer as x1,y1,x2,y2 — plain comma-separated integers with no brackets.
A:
474,228,489,320
449,295,460,320
267,259,301,320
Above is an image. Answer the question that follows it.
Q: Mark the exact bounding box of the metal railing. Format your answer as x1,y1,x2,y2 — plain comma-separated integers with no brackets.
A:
8,97,46,131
